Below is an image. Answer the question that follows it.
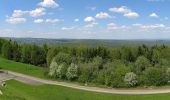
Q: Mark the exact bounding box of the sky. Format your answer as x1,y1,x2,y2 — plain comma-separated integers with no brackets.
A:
0,0,170,39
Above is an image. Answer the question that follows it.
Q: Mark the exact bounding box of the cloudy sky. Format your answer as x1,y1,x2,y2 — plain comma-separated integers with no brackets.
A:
0,0,170,39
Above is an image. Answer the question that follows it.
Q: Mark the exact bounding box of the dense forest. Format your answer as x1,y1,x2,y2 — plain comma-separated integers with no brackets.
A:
1,38,170,88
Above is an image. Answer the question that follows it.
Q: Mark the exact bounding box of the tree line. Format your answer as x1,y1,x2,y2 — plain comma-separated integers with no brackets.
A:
1,38,170,87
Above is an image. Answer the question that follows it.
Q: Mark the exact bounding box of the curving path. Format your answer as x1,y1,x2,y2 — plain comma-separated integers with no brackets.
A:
2,70,170,95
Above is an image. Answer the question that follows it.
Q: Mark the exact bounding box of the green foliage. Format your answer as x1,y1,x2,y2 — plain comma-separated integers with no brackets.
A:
144,67,168,86
166,68,170,81
110,65,130,88
46,47,58,66
78,63,92,83
11,41,21,61
135,56,150,74
53,52,72,65
21,44,31,63
1,41,12,59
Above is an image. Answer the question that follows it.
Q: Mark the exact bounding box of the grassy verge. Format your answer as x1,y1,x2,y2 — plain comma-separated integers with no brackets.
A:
0,57,45,78
1,80,170,100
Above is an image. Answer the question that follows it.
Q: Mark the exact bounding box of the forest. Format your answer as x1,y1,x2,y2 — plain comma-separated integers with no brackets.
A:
1,38,170,88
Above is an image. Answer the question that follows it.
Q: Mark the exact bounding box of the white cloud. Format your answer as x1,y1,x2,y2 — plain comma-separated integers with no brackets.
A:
34,18,64,24
95,12,111,19
46,18,63,23
84,16,95,22
6,17,26,24
7,8,46,23
6,10,27,24
149,13,159,18
124,12,139,18
38,0,59,8
85,24,95,28
107,23,129,30
85,22,98,29
109,6,139,18
133,23,166,30
109,6,130,14
33,18,63,24
132,23,142,27
74,18,79,22
62,27,75,30
12,10,28,17
34,19,44,23
29,8,46,17
107,23,117,29
140,24,165,29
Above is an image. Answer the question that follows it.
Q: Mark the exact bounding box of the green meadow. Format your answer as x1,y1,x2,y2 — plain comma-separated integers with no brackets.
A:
1,80,170,100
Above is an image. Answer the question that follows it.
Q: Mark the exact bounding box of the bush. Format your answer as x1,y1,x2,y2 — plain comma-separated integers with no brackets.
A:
144,67,168,86
110,65,130,88
124,72,138,87
53,52,72,65
135,56,150,74
66,63,79,80
48,59,59,77
56,63,68,79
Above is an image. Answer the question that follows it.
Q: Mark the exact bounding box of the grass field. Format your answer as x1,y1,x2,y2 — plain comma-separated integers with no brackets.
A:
1,80,170,100
0,57,45,78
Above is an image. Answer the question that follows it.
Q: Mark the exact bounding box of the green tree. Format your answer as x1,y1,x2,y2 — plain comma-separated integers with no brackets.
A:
135,56,150,74
53,52,71,65
144,67,168,86
46,47,59,66
1,41,12,59
21,44,31,63
152,49,161,65
30,44,46,66
110,65,130,88
96,70,106,85
166,68,170,81
11,41,21,61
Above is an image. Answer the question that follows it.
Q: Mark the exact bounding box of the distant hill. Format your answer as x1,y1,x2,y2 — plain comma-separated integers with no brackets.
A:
2,37,170,47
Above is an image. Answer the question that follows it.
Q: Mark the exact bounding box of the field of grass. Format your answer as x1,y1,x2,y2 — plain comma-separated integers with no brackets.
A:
1,80,170,100
0,57,45,78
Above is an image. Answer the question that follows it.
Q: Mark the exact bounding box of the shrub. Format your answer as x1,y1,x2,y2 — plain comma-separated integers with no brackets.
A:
66,63,79,80
144,67,168,86
48,59,59,77
124,72,138,87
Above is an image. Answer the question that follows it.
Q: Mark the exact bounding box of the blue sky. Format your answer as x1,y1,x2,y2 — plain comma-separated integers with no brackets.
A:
0,0,170,39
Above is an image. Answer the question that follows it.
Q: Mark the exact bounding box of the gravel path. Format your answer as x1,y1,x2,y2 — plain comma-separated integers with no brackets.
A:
2,70,170,95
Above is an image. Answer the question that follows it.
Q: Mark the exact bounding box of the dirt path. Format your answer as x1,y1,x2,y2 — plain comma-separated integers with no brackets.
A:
3,70,170,95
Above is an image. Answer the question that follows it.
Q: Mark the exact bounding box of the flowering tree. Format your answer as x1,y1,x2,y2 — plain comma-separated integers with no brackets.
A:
124,72,138,87
48,59,59,77
66,63,78,80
